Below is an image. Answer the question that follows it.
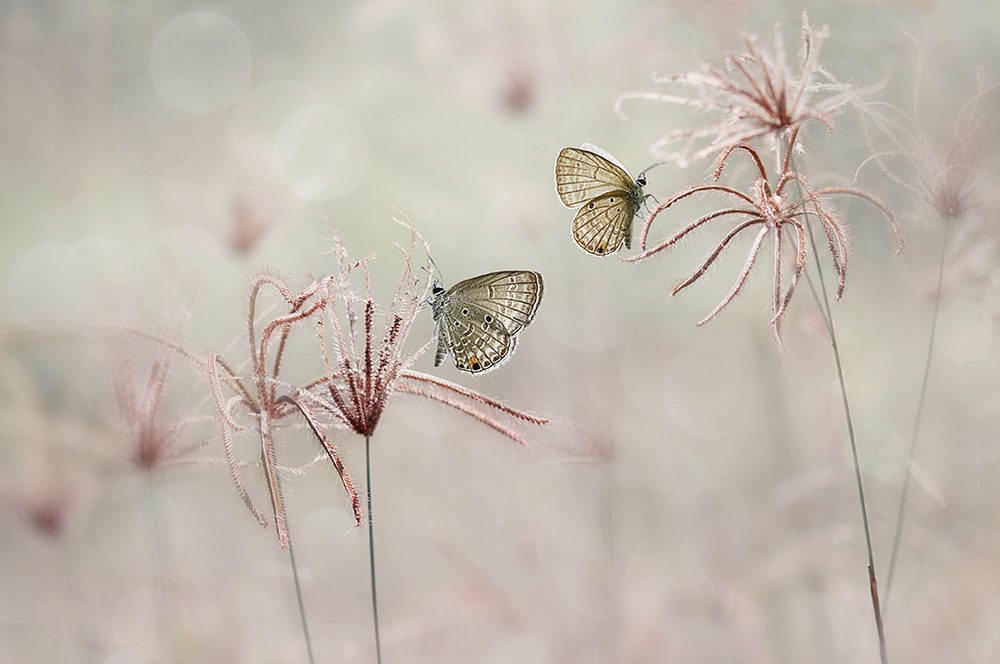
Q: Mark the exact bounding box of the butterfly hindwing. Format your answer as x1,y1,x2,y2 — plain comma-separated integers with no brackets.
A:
571,191,641,256
438,303,514,374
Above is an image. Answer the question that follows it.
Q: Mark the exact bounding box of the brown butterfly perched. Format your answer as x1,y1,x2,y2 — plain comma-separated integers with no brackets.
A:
430,270,543,374
555,144,651,256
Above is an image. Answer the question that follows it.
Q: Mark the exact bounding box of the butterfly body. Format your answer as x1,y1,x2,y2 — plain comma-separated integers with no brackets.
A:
555,146,646,256
431,270,543,374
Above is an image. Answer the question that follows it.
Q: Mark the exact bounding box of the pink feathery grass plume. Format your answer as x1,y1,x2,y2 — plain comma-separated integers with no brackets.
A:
624,128,902,346
859,65,999,223
111,332,211,471
299,216,549,443
858,60,1000,604
201,267,359,549
202,215,546,549
617,12,863,167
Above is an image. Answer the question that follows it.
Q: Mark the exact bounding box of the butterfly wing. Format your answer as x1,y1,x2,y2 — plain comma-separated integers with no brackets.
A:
435,307,515,374
555,147,635,208
571,189,643,256
432,271,543,374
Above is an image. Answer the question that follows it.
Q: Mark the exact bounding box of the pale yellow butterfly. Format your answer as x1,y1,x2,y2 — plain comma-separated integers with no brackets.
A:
430,270,543,374
555,144,650,256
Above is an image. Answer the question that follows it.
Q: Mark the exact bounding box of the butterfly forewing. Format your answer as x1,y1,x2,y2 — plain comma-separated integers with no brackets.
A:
431,271,543,374
555,148,635,207
555,146,645,256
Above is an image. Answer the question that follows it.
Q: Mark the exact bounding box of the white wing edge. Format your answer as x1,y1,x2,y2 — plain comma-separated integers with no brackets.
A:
579,143,632,177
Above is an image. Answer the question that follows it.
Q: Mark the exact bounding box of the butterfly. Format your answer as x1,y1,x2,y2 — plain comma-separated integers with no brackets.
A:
430,270,543,374
555,144,648,256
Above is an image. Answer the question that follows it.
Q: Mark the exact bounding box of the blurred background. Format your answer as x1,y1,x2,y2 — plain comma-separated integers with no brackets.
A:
2,0,1000,662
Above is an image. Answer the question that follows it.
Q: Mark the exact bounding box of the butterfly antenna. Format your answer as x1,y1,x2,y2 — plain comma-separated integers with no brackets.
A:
427,254,446,283
636,160,667,184
636,161,667,213
421,254,445,306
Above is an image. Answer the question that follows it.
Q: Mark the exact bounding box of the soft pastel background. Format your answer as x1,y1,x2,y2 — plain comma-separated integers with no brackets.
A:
2,1,999,662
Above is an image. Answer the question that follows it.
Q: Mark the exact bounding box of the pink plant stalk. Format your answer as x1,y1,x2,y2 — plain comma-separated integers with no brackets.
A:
303,216,548,443
111,334,211,471
859,64,999,227
201,270,356,550
624,128,902,346
858,62,1000,602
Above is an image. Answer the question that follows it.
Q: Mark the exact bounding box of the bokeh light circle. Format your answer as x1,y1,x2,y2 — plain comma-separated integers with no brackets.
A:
111,76,210,171
232,82,324,180
150,12,251,114
937,301,991,361
8,243,99,328
273,105,368,200
0,56,56,192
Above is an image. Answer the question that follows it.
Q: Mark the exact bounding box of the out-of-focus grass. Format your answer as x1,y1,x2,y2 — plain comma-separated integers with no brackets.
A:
2,1,1000,662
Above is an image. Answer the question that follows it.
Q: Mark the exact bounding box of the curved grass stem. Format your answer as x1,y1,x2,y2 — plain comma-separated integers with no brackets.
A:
787,153,888,663
366,434,383,664
801,218,888,664
885,219,950,605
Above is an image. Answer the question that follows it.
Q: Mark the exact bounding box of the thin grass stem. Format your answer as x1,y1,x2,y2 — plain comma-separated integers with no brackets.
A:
601,457,618,664
273,468,315,664
146,470,173,652
287,527,315,664
789,153,887,664
366,434,383,664
884,219,950,605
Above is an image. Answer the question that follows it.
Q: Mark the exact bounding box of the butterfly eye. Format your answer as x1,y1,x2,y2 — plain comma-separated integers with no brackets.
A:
636,174,647,187
432,285,445,295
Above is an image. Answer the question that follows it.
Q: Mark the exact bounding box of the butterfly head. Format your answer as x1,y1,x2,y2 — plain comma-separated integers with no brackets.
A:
422,254,449,308
636,160,667,189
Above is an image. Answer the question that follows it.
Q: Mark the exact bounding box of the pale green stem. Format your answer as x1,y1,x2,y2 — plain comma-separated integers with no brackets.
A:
366,434,383,664
789,155,887,664
601,456,617,663
268,431,315,664
885,219,950,605
288,526,315,664
146,471,173,650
